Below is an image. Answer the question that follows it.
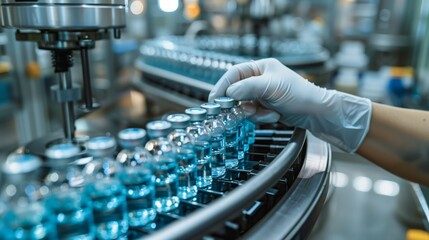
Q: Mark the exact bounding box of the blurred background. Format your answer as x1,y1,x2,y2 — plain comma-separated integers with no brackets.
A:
0,0,428,239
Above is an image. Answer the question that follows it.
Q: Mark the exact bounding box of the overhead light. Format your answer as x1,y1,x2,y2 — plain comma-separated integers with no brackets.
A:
130,0,145,15
184,3,201,20
374,180,400,197
353,176,372,192
159,0,179,13
332,171,349,188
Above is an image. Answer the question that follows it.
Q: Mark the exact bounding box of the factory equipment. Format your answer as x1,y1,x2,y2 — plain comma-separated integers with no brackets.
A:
0,1,331,239
0,0,127,151
136,35,333,107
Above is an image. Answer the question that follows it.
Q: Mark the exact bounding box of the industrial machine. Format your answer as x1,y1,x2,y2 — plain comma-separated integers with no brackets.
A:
0,0,127,151
0,1,331,239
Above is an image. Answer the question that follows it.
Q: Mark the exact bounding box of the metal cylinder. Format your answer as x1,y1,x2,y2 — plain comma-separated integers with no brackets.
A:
58,71,75,141
0,0,126,30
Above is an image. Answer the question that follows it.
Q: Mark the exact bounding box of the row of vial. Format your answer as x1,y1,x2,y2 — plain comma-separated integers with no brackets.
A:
141,40,248,84
0,97,256,240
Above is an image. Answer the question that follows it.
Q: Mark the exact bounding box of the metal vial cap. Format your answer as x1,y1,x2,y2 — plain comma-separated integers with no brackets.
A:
118,128,146,149
166,114,191,129
2,154,42,175
118,128,146,141
185,108,207,122
214,97,235,108
146,120,172,138
87,136,116,157
45,143,80,160
201,103,221,115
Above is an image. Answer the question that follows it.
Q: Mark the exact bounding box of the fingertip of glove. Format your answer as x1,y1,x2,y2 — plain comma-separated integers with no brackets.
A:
225,82,242,99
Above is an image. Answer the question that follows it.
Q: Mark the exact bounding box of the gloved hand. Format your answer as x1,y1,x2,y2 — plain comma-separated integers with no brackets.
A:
209,58,372,153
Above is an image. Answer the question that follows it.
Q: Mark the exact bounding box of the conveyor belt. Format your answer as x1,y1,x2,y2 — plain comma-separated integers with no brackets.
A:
123,127,331,240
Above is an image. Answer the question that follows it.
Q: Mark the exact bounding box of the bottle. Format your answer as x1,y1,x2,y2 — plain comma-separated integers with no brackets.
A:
185,108,212,188
44,143,95,240
1,154,57,239
214,97,240,168
83,136,128,240
145,120,180,212
117,128,156,227
231,100,247,160
201,103,226,178
166,114,198,199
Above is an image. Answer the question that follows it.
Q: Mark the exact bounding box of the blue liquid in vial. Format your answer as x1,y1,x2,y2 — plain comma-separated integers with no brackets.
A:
49,190,94,240
211,135,226,178
5,202,57,240
152,159,180,212
246,120,256,145
224,129,239,169
194,142,212,188
84,179,128,240
120,167,156,227
176,149,198,199
236,122,245,161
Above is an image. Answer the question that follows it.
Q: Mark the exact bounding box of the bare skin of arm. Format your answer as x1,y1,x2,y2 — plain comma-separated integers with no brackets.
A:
357,102,429,186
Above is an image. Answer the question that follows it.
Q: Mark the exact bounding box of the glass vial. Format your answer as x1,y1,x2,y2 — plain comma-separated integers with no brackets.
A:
167,114,198,199
201,103,226,178
45,143,95,240
1,154,57,239
185,108,212,188
117,128,156,227
145,120,180,212
83,136,128,240
214,97,240,168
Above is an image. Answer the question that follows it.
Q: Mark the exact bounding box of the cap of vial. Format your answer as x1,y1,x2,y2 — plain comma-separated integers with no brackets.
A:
214,97,234,108
185,108,207,122
118,128,146,141
166,114,191,129
2,154,42,175
201,103,221,115
146,120,172,138
118,128,146,149
86,136,116,157
45,143,80,160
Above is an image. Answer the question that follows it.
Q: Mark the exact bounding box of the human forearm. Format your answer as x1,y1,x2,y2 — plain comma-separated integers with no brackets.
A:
357,103,429,186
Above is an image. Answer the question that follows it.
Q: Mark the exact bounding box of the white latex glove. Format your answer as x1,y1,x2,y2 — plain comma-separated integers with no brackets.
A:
209,58,372,153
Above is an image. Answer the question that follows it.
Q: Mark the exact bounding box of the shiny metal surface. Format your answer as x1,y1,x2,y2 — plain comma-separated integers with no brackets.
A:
411,183,429,230
0,0,126,29
245,132,331,240
142,128,310,240
135,61,214,92
58,71,76,141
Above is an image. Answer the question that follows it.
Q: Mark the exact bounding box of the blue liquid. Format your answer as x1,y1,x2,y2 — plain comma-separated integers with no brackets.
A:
84,179,128,240
194,142,212,188
120,167,156,227
49,190,94,239
4,202,57,240
176,149,198,199
225,129,239,169
246,120,256,145
0,201,11,239
152,160,180,212
237,122,245,161
211,135,226,178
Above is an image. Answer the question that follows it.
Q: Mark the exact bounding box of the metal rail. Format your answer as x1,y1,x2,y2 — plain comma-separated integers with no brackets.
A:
141,128,307,240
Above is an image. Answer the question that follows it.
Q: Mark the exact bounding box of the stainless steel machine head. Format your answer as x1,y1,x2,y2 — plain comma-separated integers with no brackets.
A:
0,0,127,143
